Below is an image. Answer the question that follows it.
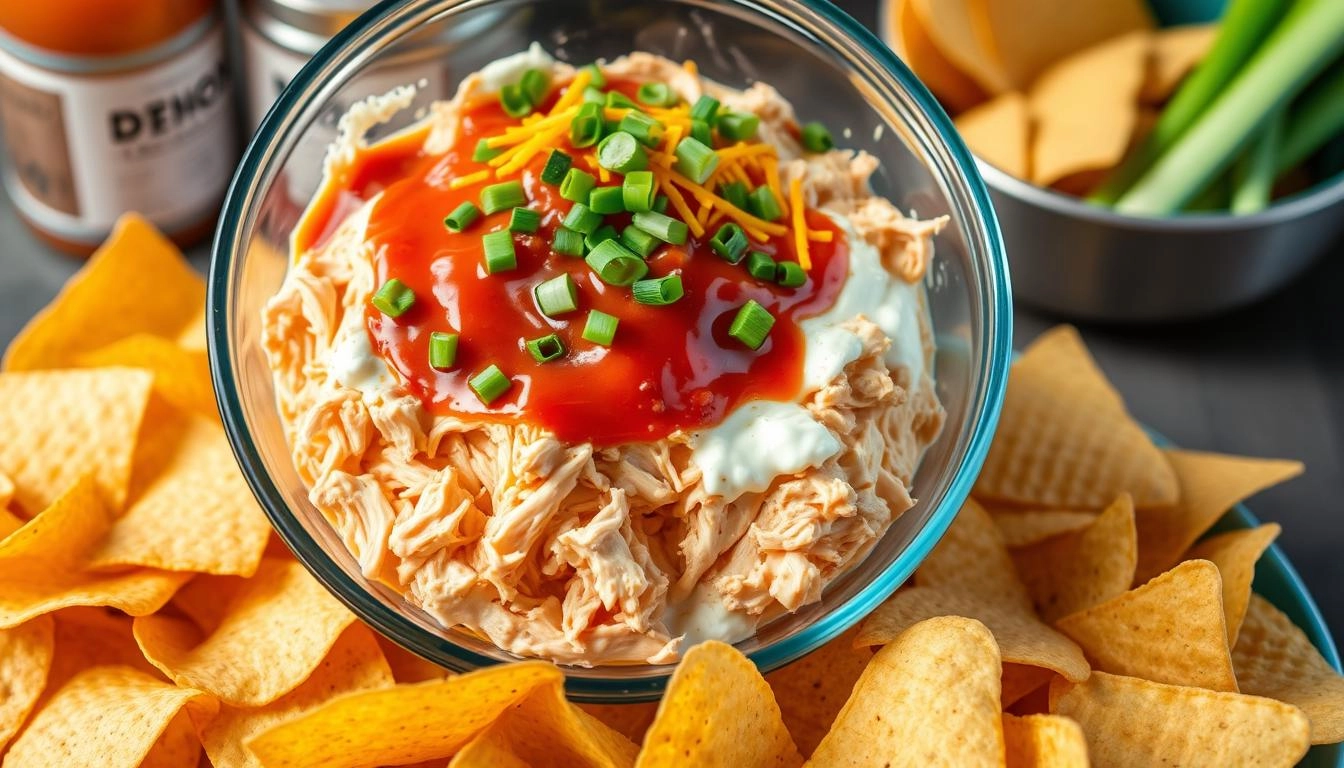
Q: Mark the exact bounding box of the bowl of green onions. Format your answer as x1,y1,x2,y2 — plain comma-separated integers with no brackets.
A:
978,0,1344,322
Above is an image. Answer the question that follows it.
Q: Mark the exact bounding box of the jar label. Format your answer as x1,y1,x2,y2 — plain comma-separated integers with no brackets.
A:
0,24,237,244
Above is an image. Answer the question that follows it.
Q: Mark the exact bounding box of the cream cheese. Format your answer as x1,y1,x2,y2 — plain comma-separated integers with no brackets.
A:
329,320,396,393
690,401,842,500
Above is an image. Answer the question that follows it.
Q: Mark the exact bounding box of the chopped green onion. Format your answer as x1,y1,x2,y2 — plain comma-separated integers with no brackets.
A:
480,180,525,215
500,83,532,118
562,203,602,235
520,68,549,105
776,261,807,288
481,230,517,274
582,310,619,346
622,170,656,212
582,86,606,104
602,118,621,138
690,94,720,122
508,207,540,233
472,138,502,162
605,91,638,110
690,119,713,147
585,224,618,251
717,112,760,142
748,187,783,221
620,224,660,257
468,364,511,404
588,186,626,214
719,181,749,211
525,333,566,364
585,239,649,286
709,223,749,264
801,121,833,153
428,332,458,370
371,278,416,318
540,149,572,185
597,132,649,173
619,111,665,147
728,300,775,350
632,274,684,305
674,137,719,184
652,194,669,213
559,167,596,203
552,226,585,257
745,251,777,282
570,102,604,147
631,211,688,245
637,82,677,107
443,202,481,232
582,63,606,89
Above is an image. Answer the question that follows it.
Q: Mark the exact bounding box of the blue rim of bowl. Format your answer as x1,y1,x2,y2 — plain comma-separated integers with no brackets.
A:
208,0,1011,700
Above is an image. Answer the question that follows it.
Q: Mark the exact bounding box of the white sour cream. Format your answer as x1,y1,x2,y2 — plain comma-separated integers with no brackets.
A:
662,583,757,646
476,43,556,92
690,401,842,500
329,320,396,393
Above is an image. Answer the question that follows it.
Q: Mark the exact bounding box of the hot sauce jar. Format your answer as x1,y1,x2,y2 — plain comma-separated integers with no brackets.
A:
0,1,237,255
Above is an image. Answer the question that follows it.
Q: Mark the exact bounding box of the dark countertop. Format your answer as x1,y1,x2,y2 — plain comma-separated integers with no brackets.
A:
1,0,1339,642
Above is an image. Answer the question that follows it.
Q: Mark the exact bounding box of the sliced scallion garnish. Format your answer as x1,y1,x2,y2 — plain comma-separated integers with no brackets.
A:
690,118,712,147
637,82,677,107
745,251,777,282
371,278,416,318
534,274,579,317
519,68,549,105
652,194,669,214
540,149,573,185
585,239,649,286
717,112,759,142
500,83,532,118
481,230,517,274
630,211,688,245
709,222,749,264
620,225,660,258
588,186,626,214
552,226,585,257
719,181,749,211
582,310,619,346
570,102,604,148
622,170,655,213
559,167,596,203
444,202,481,232
619,111,665,148
690,94,720,122
428,331,458,370
801,121,834,153
582,86,606,105
480,180,526,215
728,300,774,350
585,224,619,252
562,203,602,235
776,261,807,288
582,63,606,89
472,138,503,162
597,131,649,174
605,91,638,110
468,364,511,404
748,187,783,222
508,207,540,233
673,137,718,185
525,333,566,364
632,274,684,306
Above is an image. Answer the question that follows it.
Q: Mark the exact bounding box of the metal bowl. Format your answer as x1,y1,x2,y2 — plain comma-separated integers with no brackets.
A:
983,164,1344,323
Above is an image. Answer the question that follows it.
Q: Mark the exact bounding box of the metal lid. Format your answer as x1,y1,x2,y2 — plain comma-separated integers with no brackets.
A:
250,0,377,36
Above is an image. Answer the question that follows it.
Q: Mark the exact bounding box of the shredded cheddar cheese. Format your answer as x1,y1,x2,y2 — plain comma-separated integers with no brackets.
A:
449,170,490,189
548,69,593,115
790,176,810,270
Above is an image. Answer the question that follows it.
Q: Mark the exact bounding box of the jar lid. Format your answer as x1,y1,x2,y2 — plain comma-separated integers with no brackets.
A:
249,0,376,37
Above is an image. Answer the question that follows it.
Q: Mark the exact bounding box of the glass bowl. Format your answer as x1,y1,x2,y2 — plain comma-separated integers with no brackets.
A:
209,0,1011,702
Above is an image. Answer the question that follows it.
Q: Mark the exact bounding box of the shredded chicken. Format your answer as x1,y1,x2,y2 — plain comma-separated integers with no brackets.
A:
262,53,945,665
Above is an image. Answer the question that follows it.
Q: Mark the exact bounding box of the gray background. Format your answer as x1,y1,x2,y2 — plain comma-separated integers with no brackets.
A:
0,0,1338,640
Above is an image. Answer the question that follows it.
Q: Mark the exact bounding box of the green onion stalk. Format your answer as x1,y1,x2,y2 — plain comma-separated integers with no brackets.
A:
1115,0,1344,216
1276,58,1344,175
1230,112,1283,214
1087,0,1291,206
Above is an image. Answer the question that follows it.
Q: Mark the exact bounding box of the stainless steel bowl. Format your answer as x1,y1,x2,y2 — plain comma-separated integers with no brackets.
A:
982,163,1344,323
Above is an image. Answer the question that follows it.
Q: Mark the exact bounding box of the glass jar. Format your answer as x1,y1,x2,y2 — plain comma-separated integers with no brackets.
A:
0,1,238,255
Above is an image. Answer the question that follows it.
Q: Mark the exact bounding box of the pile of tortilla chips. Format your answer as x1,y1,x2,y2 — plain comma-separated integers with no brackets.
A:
2,215,1343,767
884,0,1218,194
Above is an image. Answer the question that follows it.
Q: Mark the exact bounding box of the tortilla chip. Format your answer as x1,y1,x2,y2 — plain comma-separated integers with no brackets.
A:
579,702,660,747
890,0,990,112
1134,450,1302,583
1052,671,1310,767
1001,713,1089,767
90,401,270,578
0,368,153,513
974,327,1177,510
0,616,54,751
0,507,22,540
637,640,802,767
955,92,1031,178
1002,663,1055,708
1030,32,1152,186
909,0,1011,93
246,662,563,768
375,635,452,683
974,0,1153,89
464,680,638,768
45,607,163,689
76,334,216,420
4,665,214,768
1011,494,1137,622
764,626,874,755
449,724,532,768
176,307,209,352
1056,559,1236,691
1234,594,1344,744
811,617,1004,767
990,507,1096,549
916,498,1033,604
0,470,14,511
196,623,394,768
3,214,204,372
1141,24,1218,104
0,477,189,628
1187,524,1280,646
